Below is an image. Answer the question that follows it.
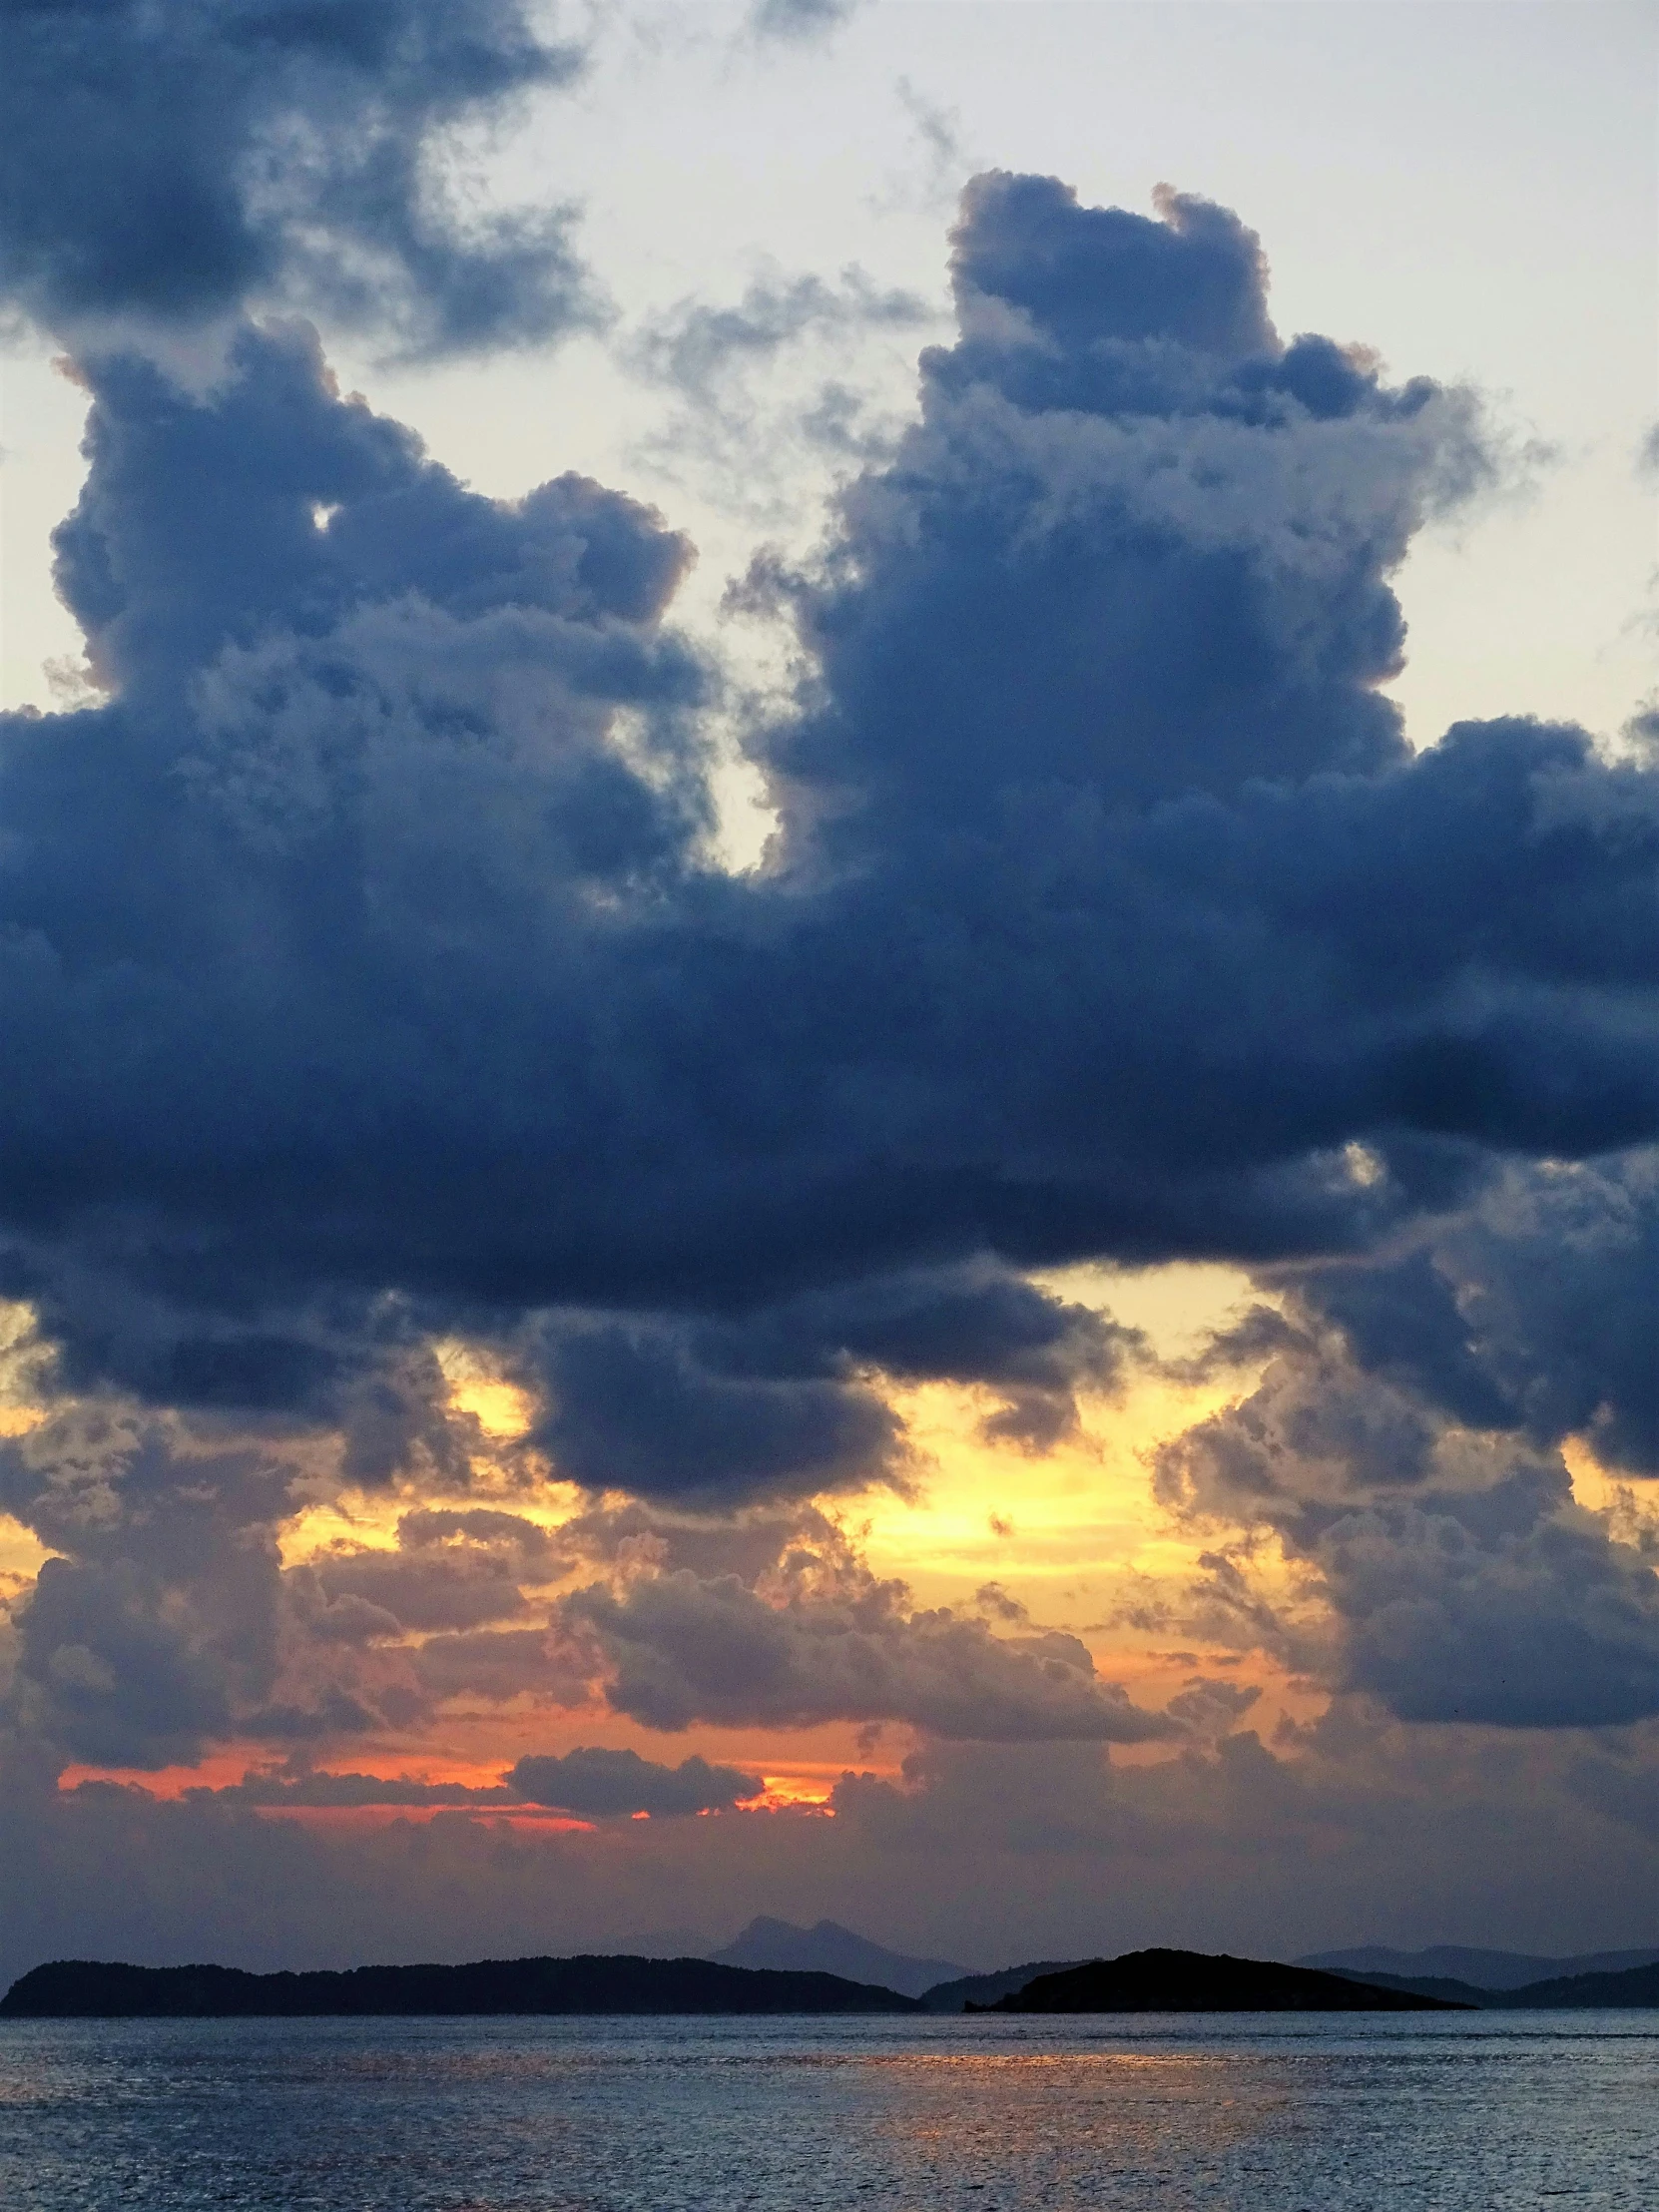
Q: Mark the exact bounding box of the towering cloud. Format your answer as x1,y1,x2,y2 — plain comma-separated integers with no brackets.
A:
3,179,1655,1475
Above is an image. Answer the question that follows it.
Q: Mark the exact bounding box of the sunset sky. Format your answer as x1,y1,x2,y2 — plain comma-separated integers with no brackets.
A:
0,0,1655,1986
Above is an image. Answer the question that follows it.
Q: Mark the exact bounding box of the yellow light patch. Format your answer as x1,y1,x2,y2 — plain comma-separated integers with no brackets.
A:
276,1492,410,1569
853,1365,1258,1616
432,1338,535,1438
1033,1258,1266,1360
1563,1434,1659,1520
0,1513,53,1601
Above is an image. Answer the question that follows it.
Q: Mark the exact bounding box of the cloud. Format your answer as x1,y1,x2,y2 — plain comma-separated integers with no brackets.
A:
0,1407,293,1766
513,1264,1139,1502
192,1766,516,1809
1158,1321,1659,1730
1318,1462,1659,1728
0,0,598,354
307,1531,540,1634
628,268,929,404
563,1546,1177,1742
748,0,861,46
1297,1150,1659,1475
5,187,1655,1479
507,1745,762,1816
949,172,1277,361
178,1743,763,1817
408,1626,593,1708
621,263,935,521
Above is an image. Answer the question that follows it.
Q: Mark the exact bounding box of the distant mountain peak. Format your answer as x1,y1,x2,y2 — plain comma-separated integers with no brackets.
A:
713,1916,970,1999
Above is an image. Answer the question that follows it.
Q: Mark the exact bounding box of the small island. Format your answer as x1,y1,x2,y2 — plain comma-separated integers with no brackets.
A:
977,1948,1469,2011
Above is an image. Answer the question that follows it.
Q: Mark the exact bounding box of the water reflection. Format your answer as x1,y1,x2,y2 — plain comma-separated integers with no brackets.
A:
0,2012,1654,2210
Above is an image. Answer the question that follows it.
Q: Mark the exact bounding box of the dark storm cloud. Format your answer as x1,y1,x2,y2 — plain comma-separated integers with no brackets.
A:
7,135,1657,1983
0,173,1655,1539
506,1744,762,1816
949,173,1277,361
515,1265,1139,1502
0,0,597,353
1296,1150,1659,1475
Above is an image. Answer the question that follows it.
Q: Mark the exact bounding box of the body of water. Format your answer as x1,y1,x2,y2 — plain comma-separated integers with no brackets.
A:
1,2009,1654,2210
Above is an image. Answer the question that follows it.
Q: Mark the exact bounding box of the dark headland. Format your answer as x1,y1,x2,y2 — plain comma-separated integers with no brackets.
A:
977,1949,1468,2011
0,1956,921,2019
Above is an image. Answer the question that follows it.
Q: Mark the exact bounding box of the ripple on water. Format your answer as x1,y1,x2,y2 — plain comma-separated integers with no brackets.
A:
0,2010,1655,2211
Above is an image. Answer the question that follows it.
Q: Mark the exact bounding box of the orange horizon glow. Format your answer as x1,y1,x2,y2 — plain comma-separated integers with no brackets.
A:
16,1264,1646,1827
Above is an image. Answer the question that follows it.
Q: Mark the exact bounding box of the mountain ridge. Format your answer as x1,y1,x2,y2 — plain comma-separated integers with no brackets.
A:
1299,1943,1659,1989
712,1917,969,1999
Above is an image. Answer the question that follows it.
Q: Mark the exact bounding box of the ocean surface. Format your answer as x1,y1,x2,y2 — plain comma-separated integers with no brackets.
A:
1,2009,1654,2210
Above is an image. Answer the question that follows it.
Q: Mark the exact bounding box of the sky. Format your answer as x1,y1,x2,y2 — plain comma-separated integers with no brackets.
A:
0,0,1655,1986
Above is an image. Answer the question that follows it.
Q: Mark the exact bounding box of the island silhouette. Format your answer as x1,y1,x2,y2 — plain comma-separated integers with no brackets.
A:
9,1941,1659,2018
974,1948,1463,2012
0,1956,920,2018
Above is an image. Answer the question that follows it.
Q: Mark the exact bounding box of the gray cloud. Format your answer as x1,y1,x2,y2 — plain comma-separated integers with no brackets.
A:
4,187,1655,1514
1319,1464,1659,1729
749,0,861,45
296,1505,568,1639
564,1552,1177,1743
0,1408,293,1766
513,1264,1139,1503
0,0,598,355
507,1744,762,1816
1159,1327,1659,1730
628,268,928,404
405,1624,594,1710
192,1766,515,1809
309,1541,533,1635
1296,1149,1659,1475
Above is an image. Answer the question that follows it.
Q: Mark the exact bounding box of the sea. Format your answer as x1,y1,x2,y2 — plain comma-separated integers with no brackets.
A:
1,2010,1654,2210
